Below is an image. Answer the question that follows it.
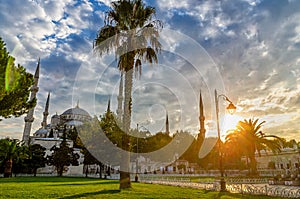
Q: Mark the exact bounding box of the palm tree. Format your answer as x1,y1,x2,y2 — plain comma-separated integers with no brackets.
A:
0,138,25,177
223,133,245,169
12,141,28,176
94,0,162,189
225,118,283,175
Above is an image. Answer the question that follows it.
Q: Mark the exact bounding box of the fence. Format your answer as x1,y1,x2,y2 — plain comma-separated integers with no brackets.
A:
139,176,300,198
226,183,300,198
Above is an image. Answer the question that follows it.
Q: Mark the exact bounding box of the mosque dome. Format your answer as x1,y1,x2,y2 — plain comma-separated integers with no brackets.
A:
50,113,60,127
65,120,83,126
51,113,60,119
34,128,49,137
62,107,90,117
60,103,91,122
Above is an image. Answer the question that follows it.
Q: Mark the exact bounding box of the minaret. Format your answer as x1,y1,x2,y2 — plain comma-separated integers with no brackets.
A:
107,97,111,113
41,92,50,128
116,73,123,120
22,59,40,144
198,91,206,141
165,112,170,134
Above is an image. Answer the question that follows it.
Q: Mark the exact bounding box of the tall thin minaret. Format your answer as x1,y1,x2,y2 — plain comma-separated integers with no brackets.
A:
107,97,111,113
165,112,170,134
198,91,206,141
22,59,40,144
116,73,123,120
41,92,50,128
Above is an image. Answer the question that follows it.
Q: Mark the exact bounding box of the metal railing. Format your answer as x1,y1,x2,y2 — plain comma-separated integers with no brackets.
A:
139,176,300,198
227,178,269,184
226,183,300,198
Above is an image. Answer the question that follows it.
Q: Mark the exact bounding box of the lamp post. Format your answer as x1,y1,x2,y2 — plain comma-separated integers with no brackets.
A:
215,89,236,192
135,123,139,182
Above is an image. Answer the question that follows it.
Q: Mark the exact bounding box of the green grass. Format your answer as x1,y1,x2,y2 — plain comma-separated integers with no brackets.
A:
0,177,282,199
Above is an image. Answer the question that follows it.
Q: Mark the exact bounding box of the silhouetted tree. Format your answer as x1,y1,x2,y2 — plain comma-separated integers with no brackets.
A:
48,129,54,138
0,138,26,177
0,37,35,120
67,127,83,149
47,128,79,176
12,142,28,177
198,138,220,170
82,148,105,178
225,118,283,175
27,144,46,176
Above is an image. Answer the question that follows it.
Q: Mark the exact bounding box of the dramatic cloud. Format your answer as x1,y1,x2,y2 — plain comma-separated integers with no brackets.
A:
0,0,299,141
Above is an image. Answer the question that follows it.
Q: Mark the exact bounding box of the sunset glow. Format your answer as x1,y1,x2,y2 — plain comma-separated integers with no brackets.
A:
0,1,299,142
220,114,243,138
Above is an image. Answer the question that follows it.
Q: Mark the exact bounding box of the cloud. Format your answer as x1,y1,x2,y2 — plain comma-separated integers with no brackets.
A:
0,0,300,142
97,0,114,7
157,0,195,10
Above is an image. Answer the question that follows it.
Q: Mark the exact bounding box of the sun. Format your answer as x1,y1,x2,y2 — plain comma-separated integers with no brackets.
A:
220,114,243,137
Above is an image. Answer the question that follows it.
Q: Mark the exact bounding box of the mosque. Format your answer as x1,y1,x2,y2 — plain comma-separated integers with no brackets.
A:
21,59,207,176
21,60,300,179
22,60,92,143
33,96,91,139
21,60,95,175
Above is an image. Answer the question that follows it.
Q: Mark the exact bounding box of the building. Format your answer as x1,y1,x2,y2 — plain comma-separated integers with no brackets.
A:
33,99,91,139
22,60,209,176
255,145,300,177
29,94,91,175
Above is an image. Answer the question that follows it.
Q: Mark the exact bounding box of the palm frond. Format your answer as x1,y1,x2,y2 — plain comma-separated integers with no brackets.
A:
95,0,162,79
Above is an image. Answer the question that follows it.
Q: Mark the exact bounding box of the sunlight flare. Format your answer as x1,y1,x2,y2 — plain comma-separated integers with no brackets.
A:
220,114,243,137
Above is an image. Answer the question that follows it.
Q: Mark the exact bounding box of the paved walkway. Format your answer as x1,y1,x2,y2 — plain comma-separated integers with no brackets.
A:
141,180,300,198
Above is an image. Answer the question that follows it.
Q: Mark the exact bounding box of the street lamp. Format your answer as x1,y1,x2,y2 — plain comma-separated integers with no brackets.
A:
215,89,236,192
135,123,139,182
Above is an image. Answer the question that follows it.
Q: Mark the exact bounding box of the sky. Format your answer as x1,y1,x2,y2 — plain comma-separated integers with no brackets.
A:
0,0,299,142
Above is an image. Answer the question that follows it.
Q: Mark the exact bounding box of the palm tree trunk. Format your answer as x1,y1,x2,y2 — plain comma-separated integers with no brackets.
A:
120,69,133,189
246,157,250,174
34,168,37,177
249,155,257,176
4,159,13,178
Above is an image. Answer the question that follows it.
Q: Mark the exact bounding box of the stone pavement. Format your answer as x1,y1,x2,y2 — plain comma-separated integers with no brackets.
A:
141,179,300,198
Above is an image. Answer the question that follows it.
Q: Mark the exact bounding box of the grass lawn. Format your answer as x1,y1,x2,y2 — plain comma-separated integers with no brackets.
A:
0,177,283,199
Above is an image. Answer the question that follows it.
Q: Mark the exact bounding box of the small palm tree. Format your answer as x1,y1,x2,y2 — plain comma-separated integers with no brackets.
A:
224,132,245,169
225,118,283,175
94,0,162,189
0,138,25,177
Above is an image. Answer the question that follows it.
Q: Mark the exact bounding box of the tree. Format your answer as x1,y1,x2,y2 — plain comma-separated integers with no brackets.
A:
223,134,246,170
67,127,84,149
180,137,200,164
225,118,283,175
47,128,79,176
82,148,104,178
94,0,162,189
26,144,46,176
281,138,299,149
0,37,35,120
11,142,28,177
99,109,123,148
198,137,220,170
0,138,26,177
